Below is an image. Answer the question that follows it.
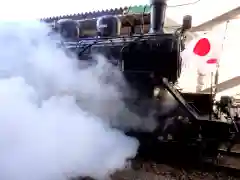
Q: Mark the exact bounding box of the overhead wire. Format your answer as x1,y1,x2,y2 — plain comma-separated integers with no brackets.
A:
167,0,201,7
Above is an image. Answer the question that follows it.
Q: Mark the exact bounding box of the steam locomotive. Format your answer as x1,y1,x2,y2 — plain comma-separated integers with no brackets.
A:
50,0,240,163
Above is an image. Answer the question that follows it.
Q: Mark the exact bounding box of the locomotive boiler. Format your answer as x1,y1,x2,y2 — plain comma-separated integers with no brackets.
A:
52,0,240,164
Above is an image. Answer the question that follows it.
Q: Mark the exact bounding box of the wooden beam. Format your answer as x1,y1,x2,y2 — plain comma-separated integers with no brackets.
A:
201,76,240,93
190,6,240,32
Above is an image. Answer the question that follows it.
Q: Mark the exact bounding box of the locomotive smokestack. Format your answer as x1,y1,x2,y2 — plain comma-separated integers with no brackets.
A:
149,0,167,33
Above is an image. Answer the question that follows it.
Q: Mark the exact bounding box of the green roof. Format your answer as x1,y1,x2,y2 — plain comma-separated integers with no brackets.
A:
126,5,151,14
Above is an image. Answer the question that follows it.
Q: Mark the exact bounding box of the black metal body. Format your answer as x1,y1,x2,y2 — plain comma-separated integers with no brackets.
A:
64,34,182,84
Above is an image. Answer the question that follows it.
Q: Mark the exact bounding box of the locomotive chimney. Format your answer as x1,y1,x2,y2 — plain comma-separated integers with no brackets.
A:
149,0,167,33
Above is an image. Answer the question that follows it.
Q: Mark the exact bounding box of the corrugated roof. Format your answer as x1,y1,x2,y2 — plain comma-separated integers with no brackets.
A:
40,5,152,23
41,7,127,22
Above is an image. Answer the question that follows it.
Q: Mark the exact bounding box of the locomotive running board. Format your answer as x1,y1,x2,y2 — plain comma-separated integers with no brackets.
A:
161,78,209,121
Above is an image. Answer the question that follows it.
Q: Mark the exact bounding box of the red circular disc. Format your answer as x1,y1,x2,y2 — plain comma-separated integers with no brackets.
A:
206,58,217,64
193,38,211,56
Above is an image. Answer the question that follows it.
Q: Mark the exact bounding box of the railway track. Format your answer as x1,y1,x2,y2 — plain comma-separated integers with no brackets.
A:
76,157,240,180
209,147,240,176
112,158,240,180
74,145,240,180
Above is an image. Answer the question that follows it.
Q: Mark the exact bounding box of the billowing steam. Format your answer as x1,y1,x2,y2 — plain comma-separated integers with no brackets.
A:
0,21,140,180
72,54,158,132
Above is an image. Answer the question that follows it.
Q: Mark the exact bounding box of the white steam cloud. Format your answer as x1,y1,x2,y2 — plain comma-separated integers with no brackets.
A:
0,21,139,180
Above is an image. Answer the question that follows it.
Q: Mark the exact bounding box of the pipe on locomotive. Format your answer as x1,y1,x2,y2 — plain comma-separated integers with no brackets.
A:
149,0,167,33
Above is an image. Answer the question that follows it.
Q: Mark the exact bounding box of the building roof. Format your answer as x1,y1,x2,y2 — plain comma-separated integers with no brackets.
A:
41,7,127,22
41,5,153,22
40,5,181,30
125,5,151,14
190,6,240,32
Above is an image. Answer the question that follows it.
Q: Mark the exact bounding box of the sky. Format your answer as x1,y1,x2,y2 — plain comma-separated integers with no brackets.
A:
0,0,239,27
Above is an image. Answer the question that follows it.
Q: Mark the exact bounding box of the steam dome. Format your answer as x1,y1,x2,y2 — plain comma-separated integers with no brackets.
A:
56,19,81,39
96,15,121,37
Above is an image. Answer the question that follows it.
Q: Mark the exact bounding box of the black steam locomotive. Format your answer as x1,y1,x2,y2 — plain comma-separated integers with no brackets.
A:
51,0,240,164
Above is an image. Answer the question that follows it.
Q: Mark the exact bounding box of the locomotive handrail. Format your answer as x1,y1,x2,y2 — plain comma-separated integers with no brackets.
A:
161,77,209,121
